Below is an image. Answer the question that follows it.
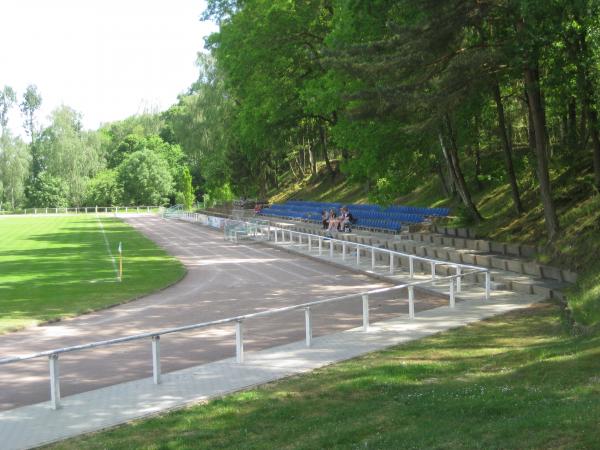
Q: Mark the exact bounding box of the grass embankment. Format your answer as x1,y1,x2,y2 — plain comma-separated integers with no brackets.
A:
0,215,185,333
46,303,600,449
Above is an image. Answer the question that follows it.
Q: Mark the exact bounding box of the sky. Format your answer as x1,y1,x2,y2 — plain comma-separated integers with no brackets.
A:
0,0,217,135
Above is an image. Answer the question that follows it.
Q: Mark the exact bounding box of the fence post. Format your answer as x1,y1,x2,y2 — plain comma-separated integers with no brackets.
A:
362,294,369,331
305,307,312,347
49,354,61,410
430,261,436,280
449,278,455,308
235,320,244,363
152,336,161,384
485,271,491,300
389,252,394,274
456,266,462,293
342,242,346,261
274,228,278,243
289,229,292,242
308,235,312,251
371,248,375,270
408,286,415,319
329,240,334,258
409,256,414,279
356,245,360,265
318,237,322,256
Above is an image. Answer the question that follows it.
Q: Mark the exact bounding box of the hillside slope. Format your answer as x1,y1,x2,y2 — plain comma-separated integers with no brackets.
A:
268,161,600,328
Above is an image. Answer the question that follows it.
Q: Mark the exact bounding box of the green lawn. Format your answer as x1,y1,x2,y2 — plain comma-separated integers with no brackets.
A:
0,215,185,333
46,303,600,450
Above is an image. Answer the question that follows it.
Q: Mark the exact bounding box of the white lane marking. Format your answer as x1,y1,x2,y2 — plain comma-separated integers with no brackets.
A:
96,215,119,280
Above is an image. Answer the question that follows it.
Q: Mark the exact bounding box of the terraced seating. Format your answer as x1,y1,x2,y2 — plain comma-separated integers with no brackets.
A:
258,201,450,232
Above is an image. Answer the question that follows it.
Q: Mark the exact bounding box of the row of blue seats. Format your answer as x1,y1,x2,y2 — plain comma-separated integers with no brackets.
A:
282,201,448,217
260,208,416,231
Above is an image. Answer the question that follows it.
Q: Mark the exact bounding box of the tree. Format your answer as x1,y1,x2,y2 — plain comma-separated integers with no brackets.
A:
118,150,172,205
19,84,42,144
181,167,194,210
0,86,16,135
0,133,30,209
86,169,122,206
36,106,103,206
26,172,69,208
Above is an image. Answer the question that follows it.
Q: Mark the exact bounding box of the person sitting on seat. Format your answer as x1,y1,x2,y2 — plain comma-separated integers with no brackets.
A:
339,206,354,232
326,209,338,236
321,209,329,229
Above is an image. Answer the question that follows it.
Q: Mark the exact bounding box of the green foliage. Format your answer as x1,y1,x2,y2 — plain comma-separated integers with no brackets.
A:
25,172,69,208
35,106,103,206
181,167,194,210
118,150,173,206
86,170,122,206
0,133,30,209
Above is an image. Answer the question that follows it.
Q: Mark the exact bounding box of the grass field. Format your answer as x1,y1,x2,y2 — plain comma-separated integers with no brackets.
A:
46,303,600,450
0,215,185,333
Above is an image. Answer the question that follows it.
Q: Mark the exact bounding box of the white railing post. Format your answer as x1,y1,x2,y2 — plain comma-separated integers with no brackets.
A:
371,248,375,270
329,240,334,258
289,229,292,242
409,256,414,279
430,261,436,280
274,228,278,243
456,266,462,293
235,320,244,363
362,294,369,331
485,271,491,300
318,237,322,256
342,242,346,261
152,336,161,384
49,354,61,410
449,278,455,308
356,245,360,265
408,286,415,319
389,252,394,274
305,307,312,347
308,235,312,251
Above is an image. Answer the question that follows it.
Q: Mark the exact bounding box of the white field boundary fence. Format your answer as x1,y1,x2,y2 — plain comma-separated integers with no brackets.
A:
0,206,162,216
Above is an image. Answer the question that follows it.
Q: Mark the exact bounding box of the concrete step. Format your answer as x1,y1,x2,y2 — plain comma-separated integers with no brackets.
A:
276,221,572,301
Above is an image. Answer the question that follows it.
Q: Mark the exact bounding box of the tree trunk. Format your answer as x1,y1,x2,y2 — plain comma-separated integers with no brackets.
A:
567,96,577,151
440,116,482,222
435,156,452,197
473,114,483,191
308,142,317,176
524,64,560,240
319,122,334,176
588,108,600,190
493,82,523,214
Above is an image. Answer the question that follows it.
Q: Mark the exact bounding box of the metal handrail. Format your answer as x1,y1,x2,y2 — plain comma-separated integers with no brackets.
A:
267,225,481,270
0,273,478,367
0,211,489,411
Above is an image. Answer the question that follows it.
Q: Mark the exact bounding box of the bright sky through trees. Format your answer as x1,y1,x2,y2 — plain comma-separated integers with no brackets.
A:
0,0,216,134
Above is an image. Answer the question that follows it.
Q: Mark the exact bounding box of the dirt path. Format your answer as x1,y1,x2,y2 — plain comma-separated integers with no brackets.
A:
0,216,446,410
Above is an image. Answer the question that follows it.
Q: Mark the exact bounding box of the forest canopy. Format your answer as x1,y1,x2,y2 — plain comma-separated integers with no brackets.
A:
2,0,600,243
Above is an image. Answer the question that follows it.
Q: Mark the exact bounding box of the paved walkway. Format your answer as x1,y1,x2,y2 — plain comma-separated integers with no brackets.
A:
0,285,543,450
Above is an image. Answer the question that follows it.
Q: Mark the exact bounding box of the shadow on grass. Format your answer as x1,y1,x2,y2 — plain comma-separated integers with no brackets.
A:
51,304,600,450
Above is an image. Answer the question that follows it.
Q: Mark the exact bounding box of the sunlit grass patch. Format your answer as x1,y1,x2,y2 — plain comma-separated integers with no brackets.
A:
46,304,600,450
0,215,185,333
